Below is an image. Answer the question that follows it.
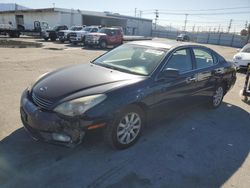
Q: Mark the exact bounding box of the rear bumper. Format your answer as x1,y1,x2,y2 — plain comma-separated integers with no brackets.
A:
20,89,107,146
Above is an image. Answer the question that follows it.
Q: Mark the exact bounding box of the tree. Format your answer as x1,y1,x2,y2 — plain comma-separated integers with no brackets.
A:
240,29,248,36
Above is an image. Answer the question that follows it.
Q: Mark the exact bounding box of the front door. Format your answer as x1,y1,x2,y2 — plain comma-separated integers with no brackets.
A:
150,48,198,117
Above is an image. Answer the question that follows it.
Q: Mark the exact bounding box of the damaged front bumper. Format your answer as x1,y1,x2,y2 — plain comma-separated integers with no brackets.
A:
20,89,106,147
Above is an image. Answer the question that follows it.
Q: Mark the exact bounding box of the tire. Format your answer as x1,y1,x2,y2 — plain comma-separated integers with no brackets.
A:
59,39,65,43
50,36,56,41
209,85,224,109
104,105,145,149
100,40,107,49
44,38,49,41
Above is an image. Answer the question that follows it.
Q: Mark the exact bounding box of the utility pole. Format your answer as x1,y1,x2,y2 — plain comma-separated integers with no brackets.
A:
134,8,137,17
139,10,142,18
192,24,195,32
246,24,250,44
227,19,232,33
218,24,221,33
154,9,159,30
245,21,248,29
184,14,188,32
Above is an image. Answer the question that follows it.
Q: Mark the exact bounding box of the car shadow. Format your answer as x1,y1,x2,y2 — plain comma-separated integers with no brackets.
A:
0,102,249,188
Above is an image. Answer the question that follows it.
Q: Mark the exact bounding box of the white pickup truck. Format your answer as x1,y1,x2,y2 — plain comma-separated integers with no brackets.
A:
57,26,85,43
69,26,100,45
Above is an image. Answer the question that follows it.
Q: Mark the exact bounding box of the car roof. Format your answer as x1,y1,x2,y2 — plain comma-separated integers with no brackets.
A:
127,40,204,50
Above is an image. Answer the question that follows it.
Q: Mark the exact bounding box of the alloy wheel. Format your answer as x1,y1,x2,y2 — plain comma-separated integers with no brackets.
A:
116,112,141,144
213,86,224,107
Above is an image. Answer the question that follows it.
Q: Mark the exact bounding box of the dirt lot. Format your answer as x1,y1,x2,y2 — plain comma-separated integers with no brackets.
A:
0,37,249,188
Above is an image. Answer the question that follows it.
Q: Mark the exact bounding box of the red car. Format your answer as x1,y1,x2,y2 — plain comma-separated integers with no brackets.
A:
85,27,123,48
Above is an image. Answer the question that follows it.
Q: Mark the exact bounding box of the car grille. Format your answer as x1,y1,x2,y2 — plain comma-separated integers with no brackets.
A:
32,92,54,110
70,32,77,37
85,35,93,40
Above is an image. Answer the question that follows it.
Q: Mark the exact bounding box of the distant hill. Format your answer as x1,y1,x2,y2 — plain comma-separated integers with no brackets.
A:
152,23,179,31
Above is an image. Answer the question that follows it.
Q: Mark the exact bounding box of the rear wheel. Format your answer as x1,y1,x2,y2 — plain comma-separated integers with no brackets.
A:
209,85,224,108
104,105,144,149
50,36,56,41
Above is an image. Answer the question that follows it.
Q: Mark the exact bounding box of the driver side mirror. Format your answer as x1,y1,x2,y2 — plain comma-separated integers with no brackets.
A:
157,68,180,81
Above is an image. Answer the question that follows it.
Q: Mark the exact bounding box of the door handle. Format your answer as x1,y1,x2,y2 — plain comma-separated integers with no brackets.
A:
186,77,196,83
214,69,223,74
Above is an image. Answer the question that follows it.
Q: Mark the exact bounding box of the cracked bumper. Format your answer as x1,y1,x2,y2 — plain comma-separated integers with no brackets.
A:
20,89,106,146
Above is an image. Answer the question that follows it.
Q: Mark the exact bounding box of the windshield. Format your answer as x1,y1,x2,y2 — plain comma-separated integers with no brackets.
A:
93,44,167,76
83,27,93,31
99,28,110,34
70,26,82,31
52,26,59,30
241,44,250,53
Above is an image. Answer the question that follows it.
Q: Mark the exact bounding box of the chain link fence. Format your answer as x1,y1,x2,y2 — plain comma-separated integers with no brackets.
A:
152,30,250,48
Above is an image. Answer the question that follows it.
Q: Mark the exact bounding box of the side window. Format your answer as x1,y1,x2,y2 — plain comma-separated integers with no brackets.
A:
165,49,193,73
193,48,214,69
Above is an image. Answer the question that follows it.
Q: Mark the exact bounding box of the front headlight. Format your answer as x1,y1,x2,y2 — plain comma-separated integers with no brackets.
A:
54,94,107,117
93,35,100,41
234,55,242,60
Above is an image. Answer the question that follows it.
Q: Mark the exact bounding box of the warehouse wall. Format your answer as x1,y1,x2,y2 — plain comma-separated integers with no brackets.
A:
0,13,16,26
0,12,60,30
126,19,152,37
59,12,81,27
0,11,82,30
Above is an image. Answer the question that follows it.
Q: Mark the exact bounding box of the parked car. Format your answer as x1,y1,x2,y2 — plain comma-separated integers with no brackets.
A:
58,26,85,43
20,41,236,149
42,25,68,41
176,34,190,42
69,26,100,45
233,43,250,69
85,27,123,48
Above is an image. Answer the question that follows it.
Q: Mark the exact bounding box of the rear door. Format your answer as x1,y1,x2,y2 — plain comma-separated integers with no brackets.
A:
191,47,219,100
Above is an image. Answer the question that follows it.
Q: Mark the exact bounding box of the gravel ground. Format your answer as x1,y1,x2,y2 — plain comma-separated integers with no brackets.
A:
0,37,249,188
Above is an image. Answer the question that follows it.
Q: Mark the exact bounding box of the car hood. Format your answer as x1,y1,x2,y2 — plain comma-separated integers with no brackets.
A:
32,63,145,101
59,30,71,33
73,30,88,34
87,33,107,36
234,52,250,60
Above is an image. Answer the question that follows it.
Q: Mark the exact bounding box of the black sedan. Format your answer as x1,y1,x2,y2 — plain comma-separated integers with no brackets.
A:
20,41,237,149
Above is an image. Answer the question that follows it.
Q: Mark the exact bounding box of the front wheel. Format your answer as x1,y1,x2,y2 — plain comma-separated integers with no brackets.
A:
209,85,224,108
104,105,144,149
100,40,107,49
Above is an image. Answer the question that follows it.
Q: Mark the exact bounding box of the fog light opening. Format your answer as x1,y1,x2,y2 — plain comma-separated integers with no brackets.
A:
52,133,71,142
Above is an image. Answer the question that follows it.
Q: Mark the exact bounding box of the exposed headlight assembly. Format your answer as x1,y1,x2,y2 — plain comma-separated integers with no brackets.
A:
54,94,107,117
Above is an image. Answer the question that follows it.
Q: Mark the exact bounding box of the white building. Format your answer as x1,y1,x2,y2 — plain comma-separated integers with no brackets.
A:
0,5,152,36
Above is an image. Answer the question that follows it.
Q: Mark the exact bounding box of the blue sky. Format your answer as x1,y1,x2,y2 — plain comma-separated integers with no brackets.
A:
1,0,250,32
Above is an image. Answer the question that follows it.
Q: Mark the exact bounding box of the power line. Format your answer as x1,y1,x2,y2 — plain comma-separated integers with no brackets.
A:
144,11,250,16
142,6,250,12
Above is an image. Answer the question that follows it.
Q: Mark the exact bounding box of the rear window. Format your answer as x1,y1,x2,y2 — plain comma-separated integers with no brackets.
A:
193,48,214,69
